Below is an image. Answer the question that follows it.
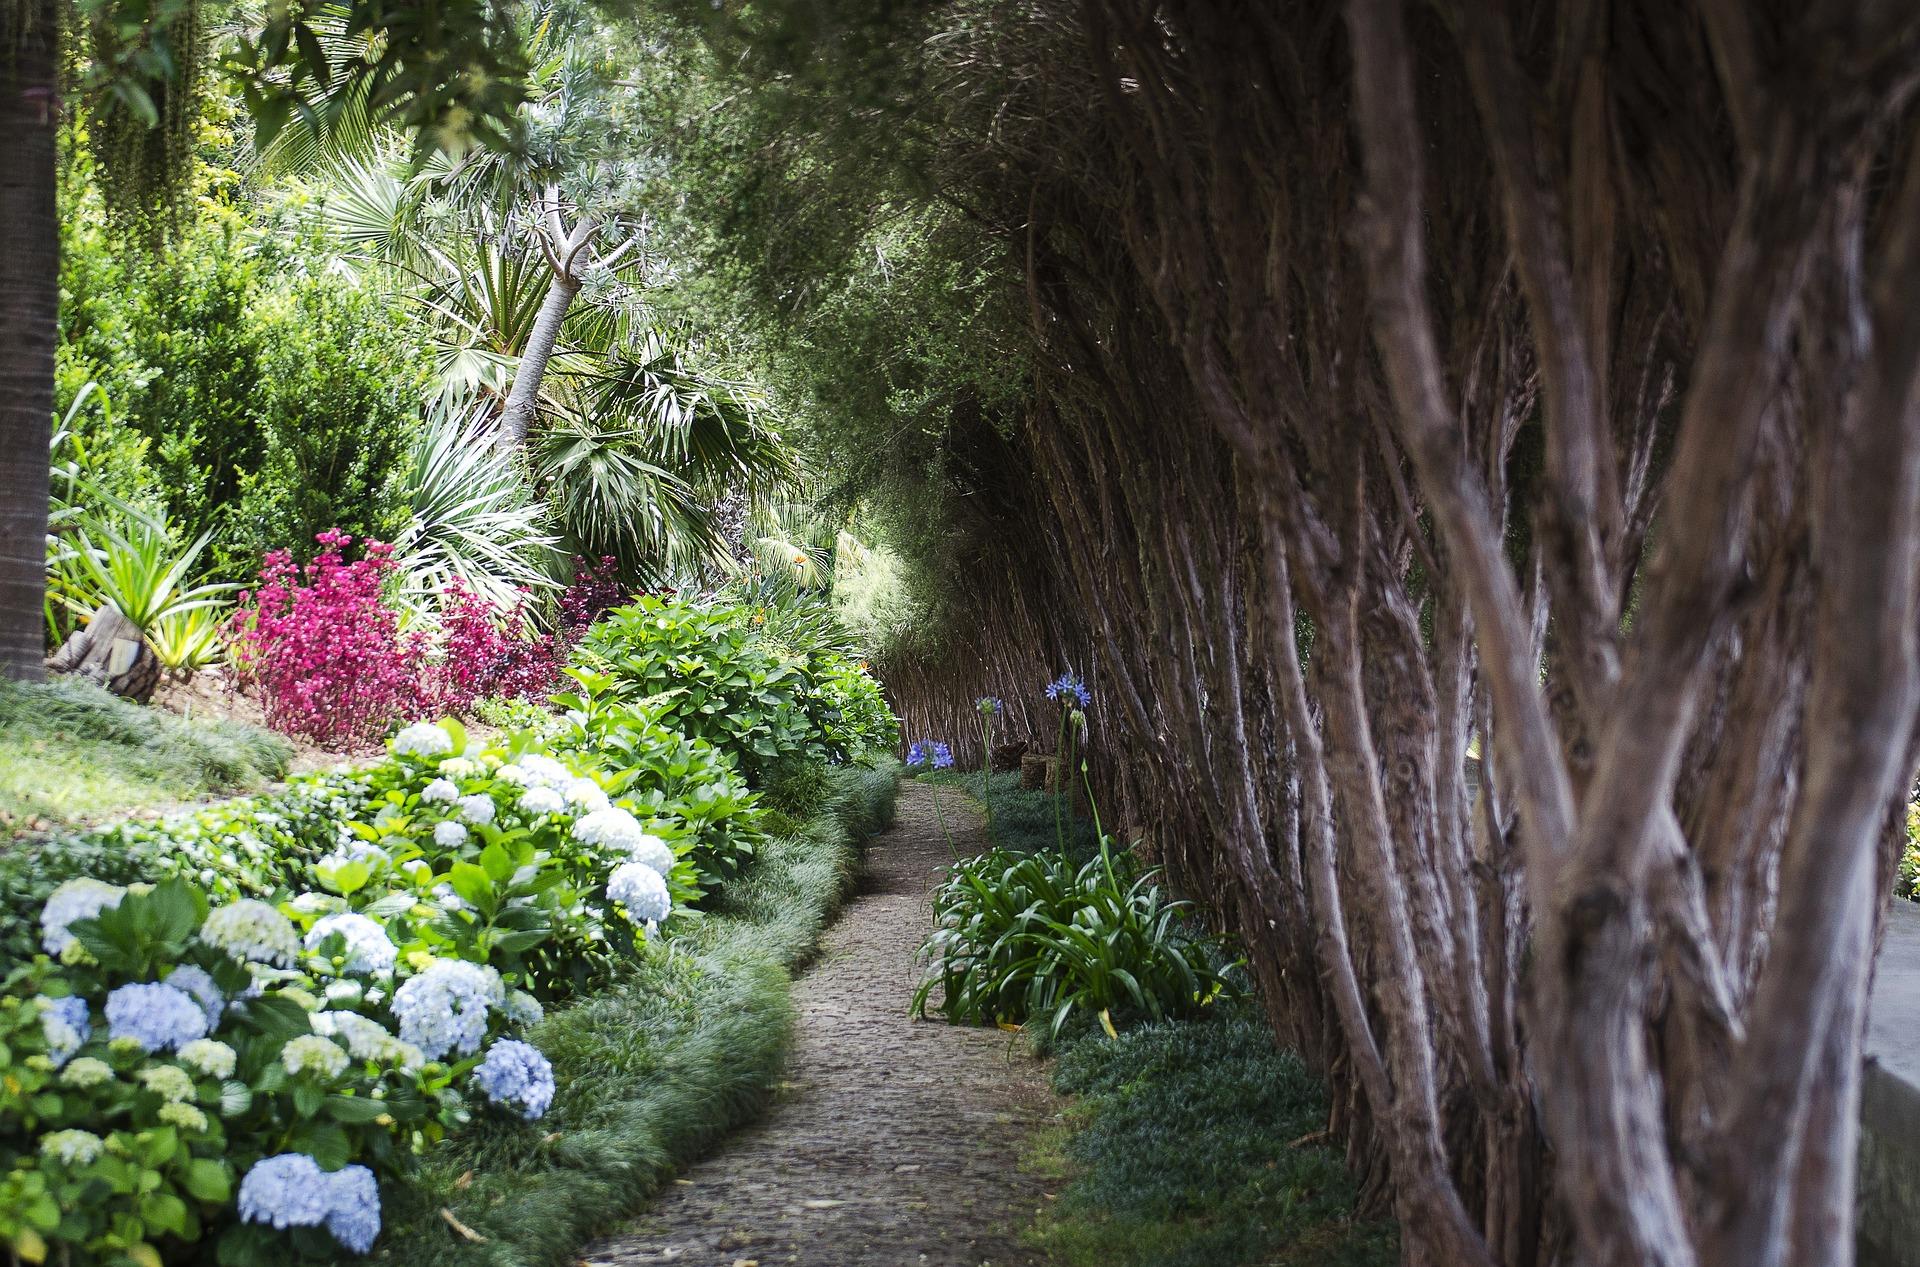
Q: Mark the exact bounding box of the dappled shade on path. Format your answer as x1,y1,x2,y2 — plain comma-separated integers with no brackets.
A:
582,780,1054,1266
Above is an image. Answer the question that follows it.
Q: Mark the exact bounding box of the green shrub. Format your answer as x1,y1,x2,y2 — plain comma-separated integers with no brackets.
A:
1031,1006,1397,1267
58,203,428,581
0,681,291,835
912,837,1243,1042
575,596,897,784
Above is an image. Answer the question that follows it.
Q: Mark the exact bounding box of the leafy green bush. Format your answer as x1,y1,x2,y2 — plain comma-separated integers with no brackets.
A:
0,713,769,1264
575,596,896,784
58,204,428,581
0,681,291,835
1031,1006,1396,1267
912,838,1243,1042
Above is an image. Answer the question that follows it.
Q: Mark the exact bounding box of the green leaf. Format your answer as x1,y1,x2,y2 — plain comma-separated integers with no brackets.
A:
448,861,493,910
182,1158,231,1204
325,1094,389,1124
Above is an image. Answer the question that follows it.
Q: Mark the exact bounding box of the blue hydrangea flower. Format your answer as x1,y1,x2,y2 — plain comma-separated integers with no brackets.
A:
238,1153,333,1231
390,960,503,1060
104,982,209,1053
502,989,544,1029
324,1164,382,1253
164,965,225,1027
40,996,90,1067
607,861,671,925
471,1038,556,1120
40,878,126,956
1045,672,1091,707
305,912,398,976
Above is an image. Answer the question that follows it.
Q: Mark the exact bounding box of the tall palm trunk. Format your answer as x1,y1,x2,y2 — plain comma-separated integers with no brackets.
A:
0,0,59,681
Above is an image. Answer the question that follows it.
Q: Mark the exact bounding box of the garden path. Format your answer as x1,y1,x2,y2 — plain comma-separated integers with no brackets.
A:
581,779,1056,1267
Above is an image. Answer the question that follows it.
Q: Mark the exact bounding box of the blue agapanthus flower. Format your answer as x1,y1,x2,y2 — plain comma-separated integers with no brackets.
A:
104,982,209,1053
471,1038,556,1120
40,996,91,1067
1045,672,1091,707
930,742,954,770
976,696,1004,715
905,740,929,768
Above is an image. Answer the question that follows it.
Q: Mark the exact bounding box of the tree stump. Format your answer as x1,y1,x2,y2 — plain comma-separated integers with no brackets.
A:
46,603,161,704
990,738,1029,773
1019,753,1053,791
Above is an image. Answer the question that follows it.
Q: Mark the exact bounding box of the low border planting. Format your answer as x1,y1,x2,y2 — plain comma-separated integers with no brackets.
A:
2,629,897,1267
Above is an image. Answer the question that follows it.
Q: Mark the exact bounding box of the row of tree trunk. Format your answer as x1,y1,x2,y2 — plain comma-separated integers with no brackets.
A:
878,3,1920,1264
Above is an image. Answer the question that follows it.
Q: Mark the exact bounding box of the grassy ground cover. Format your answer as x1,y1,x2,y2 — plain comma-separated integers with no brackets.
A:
912,767,1394,1267
0,679,291,836
339,761,901,1267
1029,1007,1396,1267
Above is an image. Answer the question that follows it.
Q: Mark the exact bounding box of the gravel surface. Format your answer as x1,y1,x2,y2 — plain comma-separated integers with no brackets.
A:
581,780,1056,1267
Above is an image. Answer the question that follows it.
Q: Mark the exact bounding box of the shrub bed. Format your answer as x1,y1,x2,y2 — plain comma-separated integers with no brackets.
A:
1,597,897,1266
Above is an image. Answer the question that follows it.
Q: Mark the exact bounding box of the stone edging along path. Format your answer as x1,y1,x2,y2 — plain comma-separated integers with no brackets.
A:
582,779,1057,1267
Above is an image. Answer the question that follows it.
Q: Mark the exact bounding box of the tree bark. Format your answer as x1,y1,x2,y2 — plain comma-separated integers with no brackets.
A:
495,209,596,453
0,0,59,681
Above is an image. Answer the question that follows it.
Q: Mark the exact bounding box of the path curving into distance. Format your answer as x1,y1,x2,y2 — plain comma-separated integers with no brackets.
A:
582,779,1056,1267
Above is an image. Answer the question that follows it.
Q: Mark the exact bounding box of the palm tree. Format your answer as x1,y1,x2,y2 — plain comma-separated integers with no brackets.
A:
0,0,60,680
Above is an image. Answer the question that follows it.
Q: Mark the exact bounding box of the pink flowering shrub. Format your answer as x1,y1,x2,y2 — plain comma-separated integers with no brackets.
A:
229,530,424,749
232,538,634,747
431,581,563,715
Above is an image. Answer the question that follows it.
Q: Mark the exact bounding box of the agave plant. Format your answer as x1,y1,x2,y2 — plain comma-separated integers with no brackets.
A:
64,497,236,634
147,604,230,674
392,407,566,612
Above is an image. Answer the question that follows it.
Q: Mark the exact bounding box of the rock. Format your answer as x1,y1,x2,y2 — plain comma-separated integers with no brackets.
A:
46,603,161,704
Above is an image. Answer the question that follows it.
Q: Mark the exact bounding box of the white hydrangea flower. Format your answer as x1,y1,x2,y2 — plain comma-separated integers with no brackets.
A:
178,1038,238,1080
41,1129,104,1167
626,834,676,876
434,821,469,848
318,840,390,874
41,878,126,956
607,862,671,925
198,900,301,968
572,806,646,853
518,786,566,817
313,1010,425,1070
518,754,572,789
493,763,530,786
420,778,460,804
281,1034,350,1080
457,794,496,825
392,722,455,758
564,778,610,812
60,1056,113,1088
139,1064,197,1103
158,1102,210,1133
440,757,480,778
304,912,397,976
432,883,470,912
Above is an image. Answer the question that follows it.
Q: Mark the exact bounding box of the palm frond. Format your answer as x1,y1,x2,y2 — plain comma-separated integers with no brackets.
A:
393,408,566,613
